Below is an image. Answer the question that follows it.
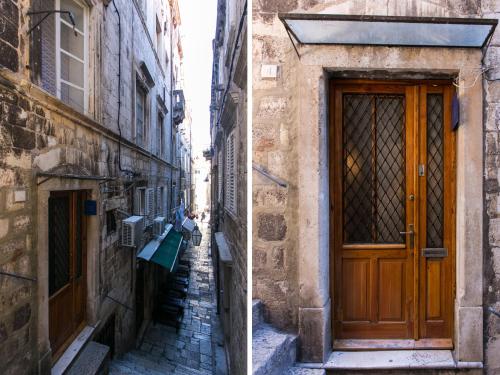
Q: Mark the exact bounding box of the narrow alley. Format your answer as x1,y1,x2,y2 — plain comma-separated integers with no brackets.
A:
109,222,227,375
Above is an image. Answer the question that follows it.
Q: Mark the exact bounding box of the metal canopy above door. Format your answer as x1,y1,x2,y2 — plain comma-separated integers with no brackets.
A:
279,14,497,48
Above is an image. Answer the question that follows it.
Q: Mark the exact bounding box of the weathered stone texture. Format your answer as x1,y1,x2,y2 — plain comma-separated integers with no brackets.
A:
257,213,287,241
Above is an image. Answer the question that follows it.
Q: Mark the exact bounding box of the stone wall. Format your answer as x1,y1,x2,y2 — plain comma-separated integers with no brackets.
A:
482,1,500,374
0,0,183,373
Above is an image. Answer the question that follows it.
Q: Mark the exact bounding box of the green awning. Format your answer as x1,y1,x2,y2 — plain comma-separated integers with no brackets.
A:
137,224,183,273
150,229,183,272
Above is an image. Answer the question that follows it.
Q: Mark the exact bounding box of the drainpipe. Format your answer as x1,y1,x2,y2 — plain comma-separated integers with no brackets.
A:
110,0,134,176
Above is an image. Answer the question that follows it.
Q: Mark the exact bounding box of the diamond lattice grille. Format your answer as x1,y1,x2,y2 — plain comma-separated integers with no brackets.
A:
343,94,406,244
426,94,444,248
49,196,70,296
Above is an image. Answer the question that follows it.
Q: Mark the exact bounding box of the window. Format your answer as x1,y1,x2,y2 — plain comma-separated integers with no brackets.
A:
134,188,146,216
56,0,88,113
156,187,163,216
135,82,146,147
218,150,223,203
225,130,236,214
106,210,116,235
157,112,164,157
156,15,162,54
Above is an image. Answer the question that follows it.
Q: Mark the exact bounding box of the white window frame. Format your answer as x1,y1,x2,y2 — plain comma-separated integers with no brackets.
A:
135,79,149,148
224,129,237,214
134,188,147,216
55,0,89,113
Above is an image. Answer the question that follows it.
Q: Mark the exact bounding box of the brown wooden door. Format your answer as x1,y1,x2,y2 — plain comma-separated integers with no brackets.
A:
330,81,455,344
49,191,87,359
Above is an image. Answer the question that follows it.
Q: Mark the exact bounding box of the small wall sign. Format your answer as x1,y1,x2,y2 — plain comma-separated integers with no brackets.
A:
84,200,97,215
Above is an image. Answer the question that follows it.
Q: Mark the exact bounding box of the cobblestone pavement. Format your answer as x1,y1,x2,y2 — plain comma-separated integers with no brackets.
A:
110,222,227,375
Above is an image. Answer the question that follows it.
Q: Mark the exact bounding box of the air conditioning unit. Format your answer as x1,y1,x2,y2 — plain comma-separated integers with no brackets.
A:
121,216,144,248
153,217,166,237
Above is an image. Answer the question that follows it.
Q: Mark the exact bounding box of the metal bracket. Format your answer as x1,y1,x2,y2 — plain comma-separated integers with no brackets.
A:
284,26,301,59
27,10,77,36
252,163,288,188
105,295,134,311
0,270,37,282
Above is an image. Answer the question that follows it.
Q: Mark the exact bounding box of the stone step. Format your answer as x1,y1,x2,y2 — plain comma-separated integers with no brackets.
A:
66,341,110,375
252,323,297,375
286,368,326,375
252,299,264,329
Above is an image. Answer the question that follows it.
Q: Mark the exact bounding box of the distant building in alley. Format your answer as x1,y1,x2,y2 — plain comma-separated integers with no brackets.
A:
0,0,192,373
208,0,247,373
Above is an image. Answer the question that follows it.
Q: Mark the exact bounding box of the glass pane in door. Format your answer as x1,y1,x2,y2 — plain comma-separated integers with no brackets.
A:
343,94,406,244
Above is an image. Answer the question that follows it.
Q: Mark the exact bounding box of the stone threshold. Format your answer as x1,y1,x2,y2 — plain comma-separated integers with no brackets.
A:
295,351,483,370
51,324,97,375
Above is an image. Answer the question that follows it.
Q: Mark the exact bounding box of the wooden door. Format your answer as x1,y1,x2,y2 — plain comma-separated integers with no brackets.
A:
330,81,455,344
49,191,87,359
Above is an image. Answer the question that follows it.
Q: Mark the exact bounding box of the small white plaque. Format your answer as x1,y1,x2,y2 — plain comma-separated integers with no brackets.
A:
261,64,279,79
14,190,26,202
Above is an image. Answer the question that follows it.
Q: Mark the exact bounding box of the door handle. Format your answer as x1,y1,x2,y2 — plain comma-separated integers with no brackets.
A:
400,224,414,248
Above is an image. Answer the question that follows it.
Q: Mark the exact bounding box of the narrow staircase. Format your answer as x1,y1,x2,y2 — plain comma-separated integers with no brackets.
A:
252,300,325,375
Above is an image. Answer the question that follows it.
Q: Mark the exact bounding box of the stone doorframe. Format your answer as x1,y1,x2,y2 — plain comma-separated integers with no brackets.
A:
35,174,101,372
295,47,484,364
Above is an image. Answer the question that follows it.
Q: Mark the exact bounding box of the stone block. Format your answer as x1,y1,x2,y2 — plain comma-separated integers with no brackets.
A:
257,213,287,241
271,247,284,269
12,303,31,331
253,247,267,269
253,186,287,208
298,304,330,363
10,126,35,150
3,103,27,127
256,0,298,13
455,306,482,362
257,96,288,119
0,218,8,239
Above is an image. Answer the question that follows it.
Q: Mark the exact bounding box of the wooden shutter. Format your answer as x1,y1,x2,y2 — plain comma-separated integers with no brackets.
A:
225,130,236,214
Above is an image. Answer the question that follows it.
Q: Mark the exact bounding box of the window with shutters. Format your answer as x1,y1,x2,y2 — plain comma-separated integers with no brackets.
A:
225,130,237,214
135,81,148,148
134,188,146,216
218,150,223,203
56,0,88,113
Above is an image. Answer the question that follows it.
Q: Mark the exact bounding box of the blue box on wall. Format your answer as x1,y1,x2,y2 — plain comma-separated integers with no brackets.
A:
84,200,97,215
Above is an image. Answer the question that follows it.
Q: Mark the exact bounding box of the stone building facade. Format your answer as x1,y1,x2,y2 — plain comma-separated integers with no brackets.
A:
209,0,247,374
0,0,189,373
253,0,500,373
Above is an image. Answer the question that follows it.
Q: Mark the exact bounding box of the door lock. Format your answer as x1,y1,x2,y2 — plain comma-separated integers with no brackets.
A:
409,194,415,201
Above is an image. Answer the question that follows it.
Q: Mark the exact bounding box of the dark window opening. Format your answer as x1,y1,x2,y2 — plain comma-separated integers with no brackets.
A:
106,210,117,235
